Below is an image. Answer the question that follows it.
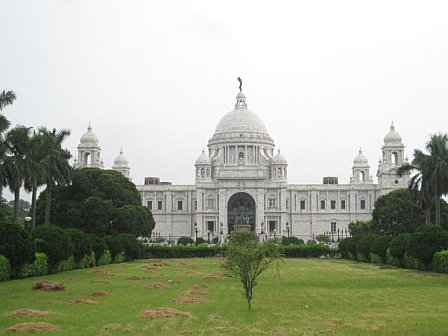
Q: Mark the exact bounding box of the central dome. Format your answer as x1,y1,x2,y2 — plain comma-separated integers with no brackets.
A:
214,91,269,136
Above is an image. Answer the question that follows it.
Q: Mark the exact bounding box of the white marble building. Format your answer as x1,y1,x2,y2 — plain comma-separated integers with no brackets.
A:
134,90,410,242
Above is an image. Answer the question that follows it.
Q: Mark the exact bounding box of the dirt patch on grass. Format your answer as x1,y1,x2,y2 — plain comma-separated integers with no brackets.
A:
138,308,192,318
148,261,169,267
203,272,224,280
101,271,118,276
173,298,211,304
190,284,208,290
92,279,111,284
190,264,203,270
102,323,121,331
325,318,342,326
184,270,198,275
126,276,144,280
32,280,65,291
178,261,189,266
89,290,108,297
144,282,169,289
7,309,60,317
69,299,99,305
6,322,60,332
157,273,167,277
180,290,208,297
374,264,394,269
168,280,181,284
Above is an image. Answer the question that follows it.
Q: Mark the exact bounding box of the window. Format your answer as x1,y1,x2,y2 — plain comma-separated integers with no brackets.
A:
207,221,215,232
207,199,215,210
177,201,183,211
269,221,276,232
341,200,346,210
320,200,326,210
194,200,198,211
360,200,366,210
268,198,276,208
330,200,336,210
300,200,306,210
147,201,152,210
331,222,336,232
286,199,289,210
157,200,163,210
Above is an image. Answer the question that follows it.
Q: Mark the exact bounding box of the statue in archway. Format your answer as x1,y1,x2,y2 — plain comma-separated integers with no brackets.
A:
235,206,249,225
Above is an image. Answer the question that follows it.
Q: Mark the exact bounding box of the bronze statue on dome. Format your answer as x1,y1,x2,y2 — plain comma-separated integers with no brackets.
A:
237,77,242,92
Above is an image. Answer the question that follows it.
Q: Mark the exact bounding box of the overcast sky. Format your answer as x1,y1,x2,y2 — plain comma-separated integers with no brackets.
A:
1,1,448,201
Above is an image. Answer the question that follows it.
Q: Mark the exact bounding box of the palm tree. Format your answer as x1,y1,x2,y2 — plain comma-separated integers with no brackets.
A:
24,130,47,230
399,133,448,226
0,90,16,111
0,90,14,200
3,126,32,223
39,128,72,225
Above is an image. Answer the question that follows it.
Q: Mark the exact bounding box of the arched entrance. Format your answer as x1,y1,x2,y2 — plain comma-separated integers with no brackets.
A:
227,192,256,233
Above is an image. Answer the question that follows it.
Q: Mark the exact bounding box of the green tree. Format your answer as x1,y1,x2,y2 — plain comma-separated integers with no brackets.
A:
0,90,16,111
3,126,32,223
36,168,155,236
407,225,448,267
398,134,448,226
223,232,281,310
32,224,74,268
348,220,373,236
372,189,425,235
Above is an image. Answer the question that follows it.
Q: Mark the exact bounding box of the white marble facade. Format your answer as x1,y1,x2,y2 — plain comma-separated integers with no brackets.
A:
135,91,410,242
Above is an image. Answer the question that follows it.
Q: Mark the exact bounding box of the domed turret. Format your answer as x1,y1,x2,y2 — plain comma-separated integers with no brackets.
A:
272,149,287,164
350,148,372,184
75,123,103,169
271,149,288,181
112,147,130,179
384,122,403,145
80,123,99,146
195,149,211,165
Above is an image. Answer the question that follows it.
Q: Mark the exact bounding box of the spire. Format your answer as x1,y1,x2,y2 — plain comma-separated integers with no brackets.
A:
359,147,363,155
390,121,395,132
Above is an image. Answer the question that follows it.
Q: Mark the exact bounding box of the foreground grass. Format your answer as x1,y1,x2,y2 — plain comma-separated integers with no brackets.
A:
0,258,447,335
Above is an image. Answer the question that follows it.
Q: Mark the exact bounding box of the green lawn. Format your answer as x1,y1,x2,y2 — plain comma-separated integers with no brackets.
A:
1,258,447,335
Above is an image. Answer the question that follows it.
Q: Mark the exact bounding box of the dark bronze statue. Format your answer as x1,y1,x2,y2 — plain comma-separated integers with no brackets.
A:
237,77,242,92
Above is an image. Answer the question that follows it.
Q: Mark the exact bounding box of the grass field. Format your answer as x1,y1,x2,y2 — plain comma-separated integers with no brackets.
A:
1,258,447,335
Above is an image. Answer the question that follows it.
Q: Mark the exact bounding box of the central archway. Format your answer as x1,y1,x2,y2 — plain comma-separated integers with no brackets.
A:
227,192,256,233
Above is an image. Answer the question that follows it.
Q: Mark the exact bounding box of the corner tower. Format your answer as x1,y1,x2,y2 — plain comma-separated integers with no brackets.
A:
377,123,410,194
74,123,103,169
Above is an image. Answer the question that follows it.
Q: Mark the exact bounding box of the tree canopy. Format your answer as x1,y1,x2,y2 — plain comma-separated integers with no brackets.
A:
35,168,154,237
372,188,425,235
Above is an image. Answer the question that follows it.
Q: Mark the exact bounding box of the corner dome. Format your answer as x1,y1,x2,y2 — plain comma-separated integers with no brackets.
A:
354,148,369,166
113,148,128,166
195,149,211,165
272,150,287,164
384,123,402,145
214,91,268,136
80,123,99,146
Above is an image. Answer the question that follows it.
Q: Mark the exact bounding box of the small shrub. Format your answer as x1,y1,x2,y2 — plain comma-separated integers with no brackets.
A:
281,244,330,258
78,252,95,269
282,236,304,246
32,225,74,268
57,256,76,272
407,225,448,267
403,252,425,270
432,250,448,273
385,249,401,267
177,236,194,245
0,255,11,281
195,237,206,245
0,220,35,272
32,253,49,276
97,250,112,266
114,251,126,263
356,234,377,262
347,236,360,260
88,235,107,260
369,253,383,264
117,234,142,260
66,229,91,263
371,235,392,262
338,238,350,258
389,233,411,261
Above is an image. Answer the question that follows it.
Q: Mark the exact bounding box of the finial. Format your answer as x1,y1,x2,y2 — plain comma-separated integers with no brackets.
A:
390,121,395,131
277,149,281,155
359,147,362,154
202,148,205,155
237,77,242,92
405,155,409,162
88,122,92,130
120,146,123,155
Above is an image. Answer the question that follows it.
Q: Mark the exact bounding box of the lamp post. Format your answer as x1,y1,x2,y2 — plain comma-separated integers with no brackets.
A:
24,216,32,232
194,223,198,243
286,222,290,238
207,230,211,244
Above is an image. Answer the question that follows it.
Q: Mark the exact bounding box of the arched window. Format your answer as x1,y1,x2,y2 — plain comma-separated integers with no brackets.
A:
84,152,92,165
201,168,205,178
278,168,282,176
359,171,365,181
391,152,398,165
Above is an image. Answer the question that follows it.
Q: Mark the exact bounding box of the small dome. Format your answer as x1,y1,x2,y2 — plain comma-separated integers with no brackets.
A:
354,148,369,166
195,149,211,165
384,122,402,145
80,123,99,146
272,149,287,164
113,148,128,166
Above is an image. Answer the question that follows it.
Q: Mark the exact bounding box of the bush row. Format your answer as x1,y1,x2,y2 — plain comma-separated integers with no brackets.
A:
339,225,448,272
0,220,144,281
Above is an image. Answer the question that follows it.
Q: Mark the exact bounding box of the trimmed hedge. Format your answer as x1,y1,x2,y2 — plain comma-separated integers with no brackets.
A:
0,255,11,281
17,253,49,278
97,250,112,266
143,245,224,258
280,244,334,258
432,250,448,273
